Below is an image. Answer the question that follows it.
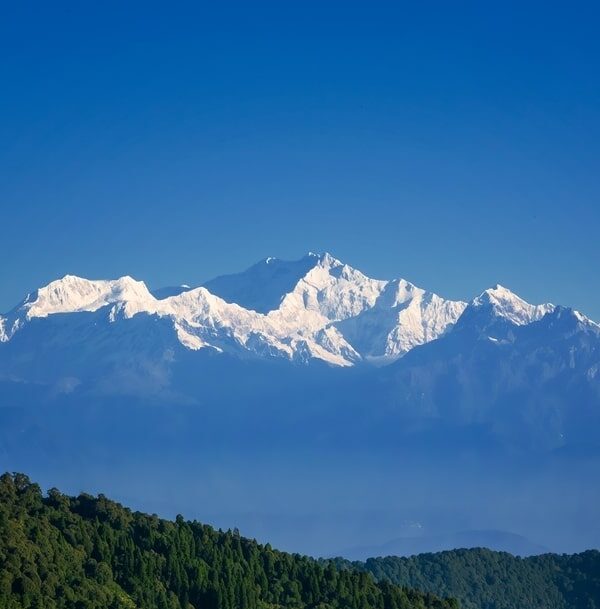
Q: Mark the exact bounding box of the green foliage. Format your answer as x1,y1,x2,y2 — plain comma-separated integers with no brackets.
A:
0,473,457,609
330,547,600,609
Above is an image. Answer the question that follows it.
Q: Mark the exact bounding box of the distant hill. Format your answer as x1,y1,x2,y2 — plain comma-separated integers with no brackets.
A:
331,548,600,609
0,472,457,609
337,529,549,561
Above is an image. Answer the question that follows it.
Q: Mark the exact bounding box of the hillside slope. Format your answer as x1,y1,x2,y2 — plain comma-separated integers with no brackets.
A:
0,473,457,609
332,548,600,609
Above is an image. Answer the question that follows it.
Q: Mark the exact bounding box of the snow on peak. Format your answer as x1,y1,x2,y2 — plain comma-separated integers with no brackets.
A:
543,305,600,332
472,284,554,326
572,309,599,327
23,275,155,319
273,255,386,326
335,279,467,362
313,251,342,268
269,259,466,362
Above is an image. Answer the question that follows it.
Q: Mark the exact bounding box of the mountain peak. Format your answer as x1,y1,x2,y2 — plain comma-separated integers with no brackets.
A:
322,251,344,267
478,283,519,300
471,284,554,327
23,275,154,319
304,251,342,267
203,255,322,314
540,305,600,333
202,252,346,314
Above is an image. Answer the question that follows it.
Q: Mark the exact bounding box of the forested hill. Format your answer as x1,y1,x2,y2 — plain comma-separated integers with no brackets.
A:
0,473,457,609
330,548,600,609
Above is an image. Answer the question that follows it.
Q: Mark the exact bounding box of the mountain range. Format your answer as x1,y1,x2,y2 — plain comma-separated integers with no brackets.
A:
0,252,599,557
1,251,597,375
0,252,471,369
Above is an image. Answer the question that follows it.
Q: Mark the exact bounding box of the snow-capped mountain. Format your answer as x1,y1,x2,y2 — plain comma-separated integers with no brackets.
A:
0,252,471,368
472,284,554,326
455,284,556,342
0,251,597,399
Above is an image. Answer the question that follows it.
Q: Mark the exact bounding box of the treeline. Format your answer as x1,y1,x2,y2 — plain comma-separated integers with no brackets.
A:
0,473,458,609
330,547,600,609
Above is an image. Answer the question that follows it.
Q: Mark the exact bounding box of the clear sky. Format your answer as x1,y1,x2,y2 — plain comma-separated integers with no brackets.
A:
1,2,599,318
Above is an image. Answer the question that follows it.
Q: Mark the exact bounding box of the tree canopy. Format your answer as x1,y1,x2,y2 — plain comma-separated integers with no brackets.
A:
330,547,600,609
0,472,457,609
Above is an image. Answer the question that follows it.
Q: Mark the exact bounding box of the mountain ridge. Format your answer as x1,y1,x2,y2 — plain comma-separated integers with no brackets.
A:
3,252,582,368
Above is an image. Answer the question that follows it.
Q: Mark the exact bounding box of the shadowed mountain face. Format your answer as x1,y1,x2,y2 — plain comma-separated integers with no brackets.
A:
0,254,599,557
380,305,600,450
202,253,322,313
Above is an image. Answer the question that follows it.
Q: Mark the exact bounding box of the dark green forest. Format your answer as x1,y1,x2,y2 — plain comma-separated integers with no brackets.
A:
0,473,457,609
331,548,600,609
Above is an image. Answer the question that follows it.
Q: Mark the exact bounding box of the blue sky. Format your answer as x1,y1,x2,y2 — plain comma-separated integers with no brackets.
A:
1,2,599,318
